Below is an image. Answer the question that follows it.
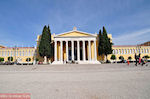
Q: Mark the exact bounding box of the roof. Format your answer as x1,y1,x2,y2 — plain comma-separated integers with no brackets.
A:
0,45,5,48
113,45,137,47
55,27,97,37
0,47,35,49
112,45,150,47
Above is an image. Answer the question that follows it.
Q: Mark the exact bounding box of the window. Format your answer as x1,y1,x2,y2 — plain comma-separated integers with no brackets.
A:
11,51,13,56
119,49,121,54
8,51,9,56
13,51,15,56
144,49,146,53
130,49,132,54
133,49,135,54
19,51,21,56
23,51,24,56
122,49,124,54
2,51,4,56
141,49,143,53
116,49,118,54
16,51,18,56
136,49,138,53
32,50,34,56
124,49,126,54
25,50,27,56
113,50,115,54
29,50,30,56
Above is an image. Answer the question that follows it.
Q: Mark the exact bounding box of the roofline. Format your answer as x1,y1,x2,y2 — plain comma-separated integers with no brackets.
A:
0,47,35,49
112,45,150,47
55,30,97,37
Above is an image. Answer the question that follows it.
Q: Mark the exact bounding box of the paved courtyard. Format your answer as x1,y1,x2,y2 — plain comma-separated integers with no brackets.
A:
0,63,150,99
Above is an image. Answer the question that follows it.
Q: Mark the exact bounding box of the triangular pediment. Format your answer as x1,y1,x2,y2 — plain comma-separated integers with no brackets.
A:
56,30,96,37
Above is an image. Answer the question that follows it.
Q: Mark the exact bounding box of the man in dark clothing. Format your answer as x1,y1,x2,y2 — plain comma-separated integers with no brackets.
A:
141,58,145,66
135,54,138,66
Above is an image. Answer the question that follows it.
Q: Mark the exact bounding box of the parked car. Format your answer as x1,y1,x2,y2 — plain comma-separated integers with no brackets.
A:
38,61,43,65
0,62,4,65
4,61,14,65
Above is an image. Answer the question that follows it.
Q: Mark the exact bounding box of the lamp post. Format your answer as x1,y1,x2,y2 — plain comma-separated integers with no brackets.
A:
13,46,18,65
136,45,141,57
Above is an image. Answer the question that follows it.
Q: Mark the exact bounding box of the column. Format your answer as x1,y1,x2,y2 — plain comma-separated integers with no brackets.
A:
94,40,97,61
66,41,68,61
88,40,91,61
72,41,74,60
60,41,63,61
77,40,80,61
54,41,57,61
83,40,85,61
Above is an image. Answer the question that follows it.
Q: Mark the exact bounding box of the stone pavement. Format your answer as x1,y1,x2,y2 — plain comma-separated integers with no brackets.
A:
0,63,150,99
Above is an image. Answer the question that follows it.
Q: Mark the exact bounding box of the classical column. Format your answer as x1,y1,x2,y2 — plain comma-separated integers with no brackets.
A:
77,40,80,61
60,41,63,61
72,41,74,60
83,40,85,61
54,41,57,61
88,40,91,61
94,40,97,61
66,41,68,61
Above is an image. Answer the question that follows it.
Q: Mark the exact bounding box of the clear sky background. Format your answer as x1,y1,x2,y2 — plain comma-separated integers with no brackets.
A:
0,0,150,47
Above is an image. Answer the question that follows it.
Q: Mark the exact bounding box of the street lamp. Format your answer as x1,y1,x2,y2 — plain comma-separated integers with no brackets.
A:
136,45,141,57
13,46,18,65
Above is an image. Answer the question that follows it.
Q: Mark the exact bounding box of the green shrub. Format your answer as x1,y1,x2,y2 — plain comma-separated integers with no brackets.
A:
0,57,4,62
143,55,149,59
8,57,13,61
26,58,31,62
128,56,132,60
110,54,116,60
119,56,124,61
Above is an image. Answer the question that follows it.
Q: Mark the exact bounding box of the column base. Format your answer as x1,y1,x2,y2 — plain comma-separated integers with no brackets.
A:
78,60,101,64
52,61,64,64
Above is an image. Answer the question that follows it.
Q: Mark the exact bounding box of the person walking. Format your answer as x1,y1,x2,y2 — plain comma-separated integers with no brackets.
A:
139,57,141,65
135,54,137,66
141,58,145,66
127,59,130,66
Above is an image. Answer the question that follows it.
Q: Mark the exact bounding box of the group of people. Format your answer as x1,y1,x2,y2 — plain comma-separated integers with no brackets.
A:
134,54,148,66
127,54,148,66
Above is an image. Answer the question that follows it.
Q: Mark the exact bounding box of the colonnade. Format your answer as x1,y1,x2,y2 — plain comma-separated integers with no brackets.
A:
54,40,97,63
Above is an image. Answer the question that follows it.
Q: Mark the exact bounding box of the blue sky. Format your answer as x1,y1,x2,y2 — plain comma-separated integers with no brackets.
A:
0,0,150,47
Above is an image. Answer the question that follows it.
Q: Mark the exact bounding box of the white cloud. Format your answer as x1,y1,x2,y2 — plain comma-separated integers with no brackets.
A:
113,28,150,45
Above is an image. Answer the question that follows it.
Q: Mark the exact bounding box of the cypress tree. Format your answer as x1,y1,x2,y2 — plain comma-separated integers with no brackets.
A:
39,25,53,61
102,26,113,60
98,29,105,56
47,25,54,58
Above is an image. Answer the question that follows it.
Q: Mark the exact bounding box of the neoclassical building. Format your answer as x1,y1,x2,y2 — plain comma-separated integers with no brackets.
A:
0,27,150,64
36,27,150,64
52,27,100,64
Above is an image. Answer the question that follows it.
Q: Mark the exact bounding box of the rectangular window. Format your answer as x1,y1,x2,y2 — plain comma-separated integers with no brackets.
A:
8,51,9,56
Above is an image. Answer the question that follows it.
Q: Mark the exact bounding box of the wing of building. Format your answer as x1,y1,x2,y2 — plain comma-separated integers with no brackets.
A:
0,47,36,63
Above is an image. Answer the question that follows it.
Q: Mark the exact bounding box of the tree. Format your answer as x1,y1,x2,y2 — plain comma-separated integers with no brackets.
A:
98,29,105,56
102,26,113,60
128,56,132,61
143,55,149,60
8,57,13,61
0,57,4,62
38,25,53,63
47,25,54,58
111,54,116,60
26,58,31,62
119,56,124,61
